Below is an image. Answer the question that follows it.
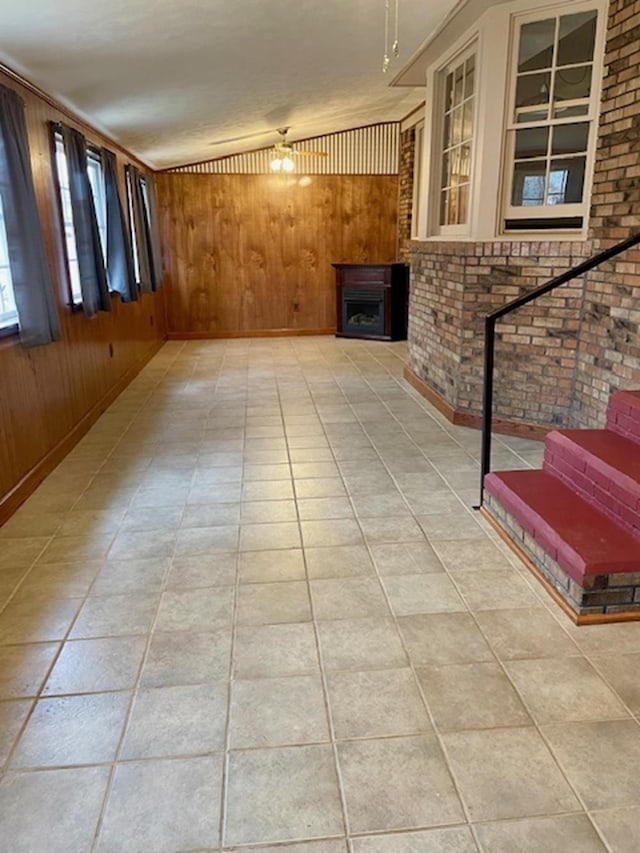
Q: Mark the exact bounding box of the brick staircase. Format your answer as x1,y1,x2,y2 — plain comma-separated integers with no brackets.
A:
483,390,640,624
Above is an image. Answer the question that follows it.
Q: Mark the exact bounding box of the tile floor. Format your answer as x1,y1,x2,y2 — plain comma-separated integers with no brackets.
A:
0,337,639,852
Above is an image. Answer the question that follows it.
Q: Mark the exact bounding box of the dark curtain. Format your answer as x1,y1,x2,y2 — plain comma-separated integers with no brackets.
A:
102,148,137,302
0,85,61,346
127,165,163,293
61,125,111,317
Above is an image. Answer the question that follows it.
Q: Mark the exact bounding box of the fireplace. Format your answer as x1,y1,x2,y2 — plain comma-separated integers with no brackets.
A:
333,263,408,341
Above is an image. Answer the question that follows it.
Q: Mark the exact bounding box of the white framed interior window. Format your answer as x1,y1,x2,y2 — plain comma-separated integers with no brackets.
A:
125,169,141,284
87,151,107,259
502,3,604,231
435,45,477,236
0,193,18,332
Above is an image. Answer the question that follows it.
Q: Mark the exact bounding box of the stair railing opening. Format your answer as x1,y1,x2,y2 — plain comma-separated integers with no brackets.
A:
476,230,640,509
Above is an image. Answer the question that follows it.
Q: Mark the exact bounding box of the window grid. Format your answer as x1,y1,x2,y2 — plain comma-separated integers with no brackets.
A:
506,8,598,218
439,53,475,228
0,193,18,330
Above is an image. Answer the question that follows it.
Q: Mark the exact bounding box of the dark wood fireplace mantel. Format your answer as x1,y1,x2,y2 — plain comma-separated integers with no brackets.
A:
333,263,408,341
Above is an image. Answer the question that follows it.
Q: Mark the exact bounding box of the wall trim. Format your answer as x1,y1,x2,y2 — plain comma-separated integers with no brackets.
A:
0,338,165,526
403,365,551,440
167,329,336,340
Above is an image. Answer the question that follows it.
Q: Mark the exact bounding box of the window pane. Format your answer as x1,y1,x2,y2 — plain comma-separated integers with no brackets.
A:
441,151,451,188
462,101,473,141
458,184,469,224
548,157,586,203
464,55,475,98
512,161,547,206
445,73,454,111
447,186,459,225
515,126,549,159
518,18,555,72
515,72,551,116
452,107,463,145
440,189,449,226
54,136,82,306
554,64,592,104
516,109,549,124
553,103,589,119
551,122,589,155
87,155,107,261
0,193,18,329
558,11,597,66
453,64,464,106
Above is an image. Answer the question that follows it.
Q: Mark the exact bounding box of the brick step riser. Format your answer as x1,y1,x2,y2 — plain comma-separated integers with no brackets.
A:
543,445,640,537
606,392,640,444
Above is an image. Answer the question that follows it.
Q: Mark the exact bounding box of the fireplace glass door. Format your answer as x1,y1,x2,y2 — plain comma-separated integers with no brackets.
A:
342,289,386,337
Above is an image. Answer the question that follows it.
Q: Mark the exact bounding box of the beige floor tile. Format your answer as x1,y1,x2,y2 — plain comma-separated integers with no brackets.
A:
301,519,363,548
452,569,540,610
369,542,445,575
565,620,640,655
155,587,234,632
180,502,241,528
229,675,329,747
0,512,64,539
234,622,320,678
418,512,484,541
590,805,640,853
433,538,521,572
223,843,347,853
589,653,640,713
244,463,292,481
240,522,301,551
243,480,295,502
70,592,158,639
317,618,408,671
237,581,311,625
11,691,129,767
18,559,103,598
475,608,580,660
119,505,184,532
108,529,176,560
292,462,341,479
188,481,242,504
473,814,606,853
0,766,110,852
96,756,222,852
310,578,389,621
416,662,531,732
166,552,237,588
443,727,579,821
38,533,114,565
350,492,411,518
351,827,477,852
505,657,629,723
0,538,53,571
305,545,375,579
238,549,306,583
175,525,239,555
295,478,347,499
338,735,463,833
0,699,32,764
359,517,426,545
0,642,60,699
121,683,227,758
383,574,465,615
241,500,298,523
297,497,355,521
398,613,494,666
44,636,146,695
90,557,170,594
141,629,231,687
0,595,81,645
327,668,432,739
542,720,640,810
225,744,343,846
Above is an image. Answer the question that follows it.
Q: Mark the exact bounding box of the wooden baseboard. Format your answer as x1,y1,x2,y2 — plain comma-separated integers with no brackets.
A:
481,506,640,626
167,328,336,340
403,366,551,441
0,338,165,526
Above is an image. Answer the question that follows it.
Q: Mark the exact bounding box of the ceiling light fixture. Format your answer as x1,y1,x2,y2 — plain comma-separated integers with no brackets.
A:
382,0,400,73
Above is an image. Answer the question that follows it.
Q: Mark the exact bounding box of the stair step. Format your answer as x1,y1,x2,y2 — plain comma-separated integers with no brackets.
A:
544,429,640,535
607,390,640,443
484,469,640,585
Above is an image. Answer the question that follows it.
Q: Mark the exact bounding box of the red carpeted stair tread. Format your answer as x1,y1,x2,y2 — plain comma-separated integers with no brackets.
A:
485,469,640,584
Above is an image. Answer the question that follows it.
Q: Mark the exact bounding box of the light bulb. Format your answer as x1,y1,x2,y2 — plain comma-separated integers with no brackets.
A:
281,156,295,173
270,158,282,172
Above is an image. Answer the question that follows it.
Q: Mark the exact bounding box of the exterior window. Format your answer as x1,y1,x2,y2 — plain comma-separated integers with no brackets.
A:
439,51,475,231
504,7,599,228
53,133,107,306
0,193,18,331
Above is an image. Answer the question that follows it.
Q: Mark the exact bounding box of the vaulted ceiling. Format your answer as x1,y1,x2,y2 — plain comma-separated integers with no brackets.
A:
0,0,460,169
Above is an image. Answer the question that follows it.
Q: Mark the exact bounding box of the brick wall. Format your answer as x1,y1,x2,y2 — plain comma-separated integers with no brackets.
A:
398,127,415,262
407,0,640,430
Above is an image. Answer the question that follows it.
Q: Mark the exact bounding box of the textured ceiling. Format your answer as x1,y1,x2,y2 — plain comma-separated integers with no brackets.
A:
0,0,459,168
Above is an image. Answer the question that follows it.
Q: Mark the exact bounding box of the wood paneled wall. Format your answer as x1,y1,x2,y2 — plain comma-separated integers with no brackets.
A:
0,69,166,520
156,173,399,336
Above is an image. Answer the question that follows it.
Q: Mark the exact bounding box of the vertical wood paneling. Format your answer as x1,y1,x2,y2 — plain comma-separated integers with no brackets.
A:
157,172,399,336
0,70,166,510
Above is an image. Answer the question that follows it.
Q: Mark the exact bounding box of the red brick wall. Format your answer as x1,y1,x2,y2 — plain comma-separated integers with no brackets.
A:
407,0,640,429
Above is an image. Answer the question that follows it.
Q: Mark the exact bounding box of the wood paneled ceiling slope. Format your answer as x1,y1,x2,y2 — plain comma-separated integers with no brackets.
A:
0,0,459,169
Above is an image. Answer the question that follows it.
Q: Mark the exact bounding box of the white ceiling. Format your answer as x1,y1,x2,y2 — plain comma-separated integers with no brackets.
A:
0,0,459,169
